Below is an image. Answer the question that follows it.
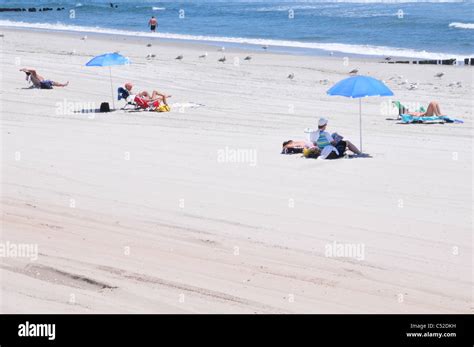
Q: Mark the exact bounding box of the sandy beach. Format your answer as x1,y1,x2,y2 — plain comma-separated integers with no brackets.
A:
0,28,472,313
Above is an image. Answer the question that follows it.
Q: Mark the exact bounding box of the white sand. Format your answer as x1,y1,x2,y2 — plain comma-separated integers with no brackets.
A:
0,28,472,313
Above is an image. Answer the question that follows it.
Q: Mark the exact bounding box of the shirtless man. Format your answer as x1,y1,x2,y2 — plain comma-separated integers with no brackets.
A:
124,82,171,105
20,68,69,89
148,16,157,32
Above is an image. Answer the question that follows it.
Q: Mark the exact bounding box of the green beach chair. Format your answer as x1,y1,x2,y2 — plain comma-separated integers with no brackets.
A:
392,101,426,118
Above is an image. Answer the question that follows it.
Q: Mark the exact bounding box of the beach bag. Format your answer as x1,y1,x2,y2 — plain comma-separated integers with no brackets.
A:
99,102,111,112
156,104,171,112
303,147,320,159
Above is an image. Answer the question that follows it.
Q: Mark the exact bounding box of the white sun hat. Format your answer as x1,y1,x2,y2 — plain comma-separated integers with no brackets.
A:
318,118,328,127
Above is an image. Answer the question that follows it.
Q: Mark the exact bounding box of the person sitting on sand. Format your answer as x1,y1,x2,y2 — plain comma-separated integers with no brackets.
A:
408,101,444,117
309,118,363,159
124,82,171,105
20,68,69,89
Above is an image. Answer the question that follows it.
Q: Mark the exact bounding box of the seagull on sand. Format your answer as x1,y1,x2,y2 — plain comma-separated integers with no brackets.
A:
218,56,226,63
349,68,359,75
287,73,295,80
244,56,252,61
175,55,184,61
199,52,208,59
435,72,444,78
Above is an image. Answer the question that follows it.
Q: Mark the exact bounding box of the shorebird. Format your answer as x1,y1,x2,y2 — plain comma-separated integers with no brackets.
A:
81,35,87,40
218,46,225,52
199,52,208,59
262,45,268,50
385,57,391,61
244,56,252,61
287,73,295,80
146,43,152,47
218,56,226,63
175,55,184,61
435,72,444,78
349,68,359,75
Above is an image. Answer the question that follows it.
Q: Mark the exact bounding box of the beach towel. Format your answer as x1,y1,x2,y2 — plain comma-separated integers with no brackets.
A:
400,114,463,124
170,102,204,111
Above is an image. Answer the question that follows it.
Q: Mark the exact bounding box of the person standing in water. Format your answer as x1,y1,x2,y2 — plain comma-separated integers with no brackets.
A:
148,16,157,32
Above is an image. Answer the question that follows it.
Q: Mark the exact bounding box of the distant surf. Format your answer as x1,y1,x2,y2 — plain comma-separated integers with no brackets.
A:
0,20,469,60
449,22,474,29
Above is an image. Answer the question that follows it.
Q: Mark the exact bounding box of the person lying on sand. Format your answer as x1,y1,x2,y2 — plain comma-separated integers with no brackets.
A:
408,101,444,117
281,140,312,154
20,68,69,89
309,118,364,159
124,82,171,105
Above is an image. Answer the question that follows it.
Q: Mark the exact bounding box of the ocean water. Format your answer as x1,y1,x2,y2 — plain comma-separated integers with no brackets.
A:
0,0,473,59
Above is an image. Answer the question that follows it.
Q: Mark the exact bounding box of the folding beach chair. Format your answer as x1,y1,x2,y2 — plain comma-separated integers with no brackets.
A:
117,87,137,110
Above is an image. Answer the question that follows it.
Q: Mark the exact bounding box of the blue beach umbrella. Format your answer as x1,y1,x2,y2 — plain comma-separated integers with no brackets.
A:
327,75,393,152
85,53,130,109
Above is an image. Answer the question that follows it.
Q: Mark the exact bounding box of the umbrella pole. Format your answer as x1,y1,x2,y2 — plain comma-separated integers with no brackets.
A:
109,66,115,110
359,98,362,152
